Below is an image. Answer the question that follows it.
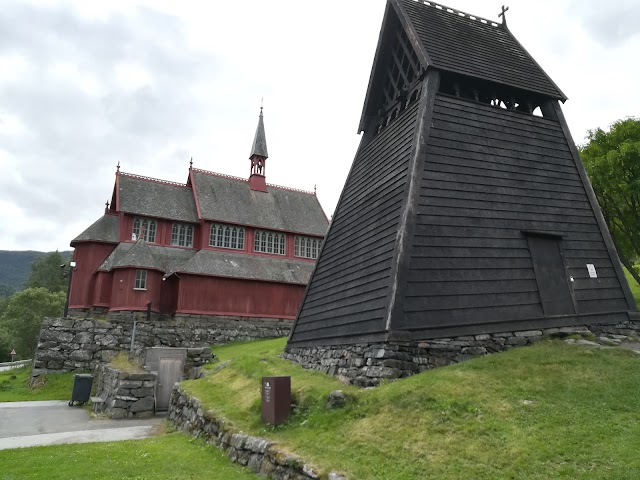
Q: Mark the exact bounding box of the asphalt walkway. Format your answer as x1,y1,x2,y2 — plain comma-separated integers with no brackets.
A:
0,400,164,450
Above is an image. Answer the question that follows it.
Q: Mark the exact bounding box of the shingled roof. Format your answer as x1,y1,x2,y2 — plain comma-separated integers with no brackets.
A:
397,0,565,100
192,169,328,236
72,214,119,244
98,241,312,284
175,249,313,284
117,174,199,223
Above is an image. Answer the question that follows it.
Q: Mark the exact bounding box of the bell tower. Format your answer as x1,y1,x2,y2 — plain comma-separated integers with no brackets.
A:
249,107,268,192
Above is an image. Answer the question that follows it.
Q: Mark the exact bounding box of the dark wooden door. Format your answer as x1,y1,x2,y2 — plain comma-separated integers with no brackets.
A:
156,357,182,411
527,235,575,316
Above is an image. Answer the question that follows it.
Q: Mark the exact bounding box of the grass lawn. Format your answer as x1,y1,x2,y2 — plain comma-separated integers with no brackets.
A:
0,432,258,480
624,267,640,307
0,366,75,402
183,338,640,480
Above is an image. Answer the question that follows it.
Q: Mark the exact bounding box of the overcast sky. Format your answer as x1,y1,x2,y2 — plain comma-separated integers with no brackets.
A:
0,0,638,252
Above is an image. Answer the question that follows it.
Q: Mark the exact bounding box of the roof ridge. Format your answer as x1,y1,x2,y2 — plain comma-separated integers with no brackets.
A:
410,0,500,28
266,182,315,196
120,171,189,188
192,168,248,183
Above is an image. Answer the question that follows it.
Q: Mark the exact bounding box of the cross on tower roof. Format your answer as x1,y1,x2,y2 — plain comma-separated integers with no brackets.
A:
499,5,509,26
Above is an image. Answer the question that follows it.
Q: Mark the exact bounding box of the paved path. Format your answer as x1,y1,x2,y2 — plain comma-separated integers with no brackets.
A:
0,400,164,450
0,362,29,373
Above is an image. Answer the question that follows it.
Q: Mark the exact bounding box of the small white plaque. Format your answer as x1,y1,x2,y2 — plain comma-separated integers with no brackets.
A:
587,264,597,278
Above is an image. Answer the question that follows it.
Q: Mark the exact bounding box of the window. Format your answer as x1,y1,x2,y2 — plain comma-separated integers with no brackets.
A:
209,224,245,250
294,235,322,259
132,218,156,242
134,269,147,290
171,223,194,247
254,229,286,255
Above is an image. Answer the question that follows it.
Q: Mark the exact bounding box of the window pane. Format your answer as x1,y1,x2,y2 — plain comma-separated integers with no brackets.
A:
280,235,285,255
171,224,179,245
231,228,237,249
254,230,260,251
306,239,311,258
267,233,273,253
147,221,156,242
218,226,224,247
294,237,299,256
179,225,186,246
133,219,141,240
238,229,245,249
224,227,230,248
209,225,216,246
312,240,318,258
186,226,193,247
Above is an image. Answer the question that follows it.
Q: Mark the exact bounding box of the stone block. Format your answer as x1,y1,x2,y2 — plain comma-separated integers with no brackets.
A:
507,336,528,346
130,396,155,412
69,350,92,362
131,387,155,397
118,380,143,389
515,330,543,337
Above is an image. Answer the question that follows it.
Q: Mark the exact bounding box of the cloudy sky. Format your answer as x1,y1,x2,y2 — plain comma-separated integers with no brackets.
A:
0,0,639,252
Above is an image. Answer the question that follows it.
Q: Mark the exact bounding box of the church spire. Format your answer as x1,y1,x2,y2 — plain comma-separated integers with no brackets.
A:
249,106,268,192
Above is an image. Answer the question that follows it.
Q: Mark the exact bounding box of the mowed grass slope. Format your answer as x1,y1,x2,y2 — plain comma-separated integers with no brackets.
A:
0,366,74,402
0,433,259,480
624,267,640,307
184,338,640,480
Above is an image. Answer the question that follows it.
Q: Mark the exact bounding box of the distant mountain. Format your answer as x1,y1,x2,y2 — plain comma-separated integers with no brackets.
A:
0,250,72,295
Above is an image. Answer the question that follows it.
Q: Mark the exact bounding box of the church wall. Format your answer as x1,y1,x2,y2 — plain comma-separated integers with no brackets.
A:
176,274,304,319
397,94,631,337
289,102,421,346
109,268,163,312
69,242,117,308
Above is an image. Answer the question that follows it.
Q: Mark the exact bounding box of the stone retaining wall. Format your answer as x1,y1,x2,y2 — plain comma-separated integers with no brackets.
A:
284,321,640,387
169,387,347,480
94,365,157,419
33,313,290,375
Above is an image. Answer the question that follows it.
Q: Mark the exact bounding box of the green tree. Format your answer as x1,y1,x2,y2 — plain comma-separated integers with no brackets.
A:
0,288,65,359
25,251,68,293
0,284,15,298
580,118,640,286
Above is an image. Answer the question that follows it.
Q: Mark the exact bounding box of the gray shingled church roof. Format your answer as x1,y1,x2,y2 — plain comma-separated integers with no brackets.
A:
98,241,312,284
175,249,313,284
118,174,198,223
72,214,119,244
250,108,268,158
192,170,328,236
398,0,565,100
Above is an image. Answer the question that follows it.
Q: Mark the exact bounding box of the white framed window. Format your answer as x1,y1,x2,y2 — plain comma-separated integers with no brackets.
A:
132,218,156,242
254,229,285,255
294,235,322,259
171,223,194,247
209,224,245,250
134,269,147,290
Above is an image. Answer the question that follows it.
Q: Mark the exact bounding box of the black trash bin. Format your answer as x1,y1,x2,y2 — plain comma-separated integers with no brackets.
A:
69,374,93,406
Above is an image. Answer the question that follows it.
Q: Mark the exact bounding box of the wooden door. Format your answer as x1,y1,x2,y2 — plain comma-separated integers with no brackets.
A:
527,235,575,316
156,357,183,411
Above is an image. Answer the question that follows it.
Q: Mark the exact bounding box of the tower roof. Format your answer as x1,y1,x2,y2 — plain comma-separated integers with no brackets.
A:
249,108,269,159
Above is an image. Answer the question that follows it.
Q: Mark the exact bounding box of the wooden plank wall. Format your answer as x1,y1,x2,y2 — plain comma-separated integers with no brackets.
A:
289,103,420,344
399,94,629,332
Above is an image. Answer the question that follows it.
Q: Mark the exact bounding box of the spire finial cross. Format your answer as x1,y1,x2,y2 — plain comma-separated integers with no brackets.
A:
105,200,110,209
116,161,120,173
190,157,193,169
499,5,509,25
260,97,264,113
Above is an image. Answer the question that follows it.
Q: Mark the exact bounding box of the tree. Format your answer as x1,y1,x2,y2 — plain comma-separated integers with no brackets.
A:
580,118,640,286
0,284,15,298
0,288,65,359
25,251,68,293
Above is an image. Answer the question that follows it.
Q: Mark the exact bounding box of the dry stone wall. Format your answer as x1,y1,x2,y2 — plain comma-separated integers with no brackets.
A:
94,365,157,419
33,312,290,375
284,321,640,386
169,387,347,480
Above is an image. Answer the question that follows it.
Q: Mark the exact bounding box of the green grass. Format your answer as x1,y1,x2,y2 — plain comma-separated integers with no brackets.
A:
0,366,75,402
183,338,640,480
0,432,258,480
624,267,640,307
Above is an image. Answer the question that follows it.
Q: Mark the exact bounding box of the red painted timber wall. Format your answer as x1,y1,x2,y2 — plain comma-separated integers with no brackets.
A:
69,242,117,308
177,275,304,319
109,268,163,312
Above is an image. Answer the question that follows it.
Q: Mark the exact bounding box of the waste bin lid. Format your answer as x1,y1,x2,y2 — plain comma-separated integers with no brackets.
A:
74,374,93,379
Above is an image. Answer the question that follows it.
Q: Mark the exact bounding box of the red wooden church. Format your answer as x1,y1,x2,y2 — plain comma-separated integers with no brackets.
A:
68,110,329,320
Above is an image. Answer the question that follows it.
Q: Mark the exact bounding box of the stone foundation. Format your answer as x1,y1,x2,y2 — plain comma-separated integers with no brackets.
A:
94,365,157,419
33,312,290,375
169,387,347,480
283,321,640,387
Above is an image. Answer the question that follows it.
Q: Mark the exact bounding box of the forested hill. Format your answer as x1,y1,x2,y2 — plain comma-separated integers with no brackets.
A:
0,250,72,295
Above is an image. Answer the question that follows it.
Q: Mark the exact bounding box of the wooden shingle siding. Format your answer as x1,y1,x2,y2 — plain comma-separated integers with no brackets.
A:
400,94,629,331
289,103,420,344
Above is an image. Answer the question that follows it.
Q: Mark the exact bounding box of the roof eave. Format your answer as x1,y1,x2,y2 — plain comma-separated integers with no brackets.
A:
358,0,433,134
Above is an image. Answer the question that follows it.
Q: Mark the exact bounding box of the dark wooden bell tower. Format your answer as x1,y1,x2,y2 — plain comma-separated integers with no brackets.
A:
285,0,638,383
249,107,268,192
